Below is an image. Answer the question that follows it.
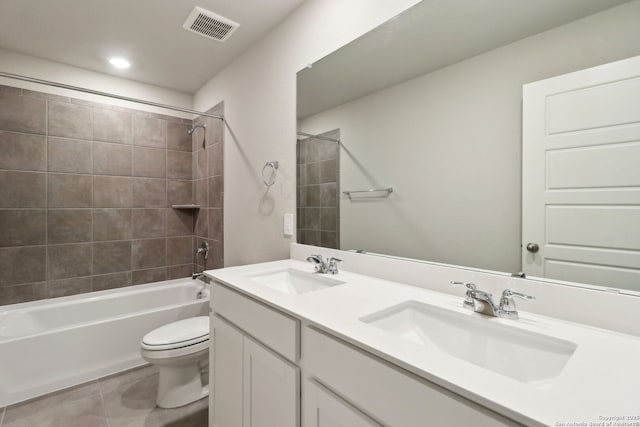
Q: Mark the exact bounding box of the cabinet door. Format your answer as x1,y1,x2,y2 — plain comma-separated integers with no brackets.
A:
243,336,300,427
303,380,381,427
212,315,244,427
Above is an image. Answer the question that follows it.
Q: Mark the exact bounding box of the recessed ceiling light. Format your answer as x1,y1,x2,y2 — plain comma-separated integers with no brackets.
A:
108,57,131,69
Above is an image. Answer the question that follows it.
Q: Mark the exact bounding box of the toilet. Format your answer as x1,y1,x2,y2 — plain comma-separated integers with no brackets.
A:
140,316,210,408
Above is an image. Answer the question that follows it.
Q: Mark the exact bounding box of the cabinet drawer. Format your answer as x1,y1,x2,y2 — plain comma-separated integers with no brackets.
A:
303,327,520,427
212,282,299,362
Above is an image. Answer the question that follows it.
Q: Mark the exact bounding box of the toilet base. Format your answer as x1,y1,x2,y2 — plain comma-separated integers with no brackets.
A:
156,361,209,409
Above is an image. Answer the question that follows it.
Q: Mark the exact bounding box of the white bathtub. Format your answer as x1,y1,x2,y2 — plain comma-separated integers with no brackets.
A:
0,278,210,407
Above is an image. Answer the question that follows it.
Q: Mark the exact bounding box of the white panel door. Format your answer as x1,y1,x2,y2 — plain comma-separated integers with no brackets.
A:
303,379,381,427
522,55,640,293
212,315,244,427
243,336,300,427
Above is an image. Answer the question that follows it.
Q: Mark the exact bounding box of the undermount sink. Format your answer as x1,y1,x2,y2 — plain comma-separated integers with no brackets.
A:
361,301,577,383
248,268,345,295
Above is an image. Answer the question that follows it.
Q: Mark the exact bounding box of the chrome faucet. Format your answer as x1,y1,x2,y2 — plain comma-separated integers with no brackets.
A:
192,242,210,280
451,281,535,320
306,255,342,274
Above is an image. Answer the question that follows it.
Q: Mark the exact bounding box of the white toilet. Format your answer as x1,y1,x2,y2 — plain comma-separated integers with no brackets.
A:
140,316,210,408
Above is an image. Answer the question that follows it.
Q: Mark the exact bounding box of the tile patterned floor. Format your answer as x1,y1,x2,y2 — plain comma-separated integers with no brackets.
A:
0,365,208,427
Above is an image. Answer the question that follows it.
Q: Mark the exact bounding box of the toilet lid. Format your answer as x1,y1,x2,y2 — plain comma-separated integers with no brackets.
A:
142,316,209,347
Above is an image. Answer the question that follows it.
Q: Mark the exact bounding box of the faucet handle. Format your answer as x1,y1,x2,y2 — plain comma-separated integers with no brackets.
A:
450,281,476,310
499,289,535,320
327,257,342,274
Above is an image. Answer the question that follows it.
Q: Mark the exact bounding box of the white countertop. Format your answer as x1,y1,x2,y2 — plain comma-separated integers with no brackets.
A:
206,259,640,426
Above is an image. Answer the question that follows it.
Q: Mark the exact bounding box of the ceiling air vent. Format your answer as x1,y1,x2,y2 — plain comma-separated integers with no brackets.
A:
182,7,239,42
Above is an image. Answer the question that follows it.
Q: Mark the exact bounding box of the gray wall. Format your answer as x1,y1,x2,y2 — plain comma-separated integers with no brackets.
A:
301,1,640,273
0,85,224,305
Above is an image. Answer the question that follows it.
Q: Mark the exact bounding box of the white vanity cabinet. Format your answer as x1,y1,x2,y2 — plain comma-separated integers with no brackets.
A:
211,282,300,427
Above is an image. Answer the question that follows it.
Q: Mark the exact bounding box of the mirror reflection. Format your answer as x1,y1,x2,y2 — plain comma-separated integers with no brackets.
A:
296,0,640,293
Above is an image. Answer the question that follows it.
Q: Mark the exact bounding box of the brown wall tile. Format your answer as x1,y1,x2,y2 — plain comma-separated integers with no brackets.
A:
132,116,165,148
167,209,192,236
0,210,46,246
93,241,131,274
319,183,337,207
133,146,166,178
0,246,46,286
132,209,165,238
208,143,223,177
320,207,337,231
22,90,70,103
0,93,46,134
93,176,132,208
48,173,92,208
167,151,192,179
209,176,222,208
47,243,92,280
319,159,337,184
93,142,132,176
0,171,45,208
194,179,208,207
92,272,132,291
208,208,222,241
0,282,47,305
195,147,207,179
47,209,92,244
48,101,92,140
206,118,223,146
167,122,192,152
167,180,192,206
132,178,166,208
132,268,166,285
132,238,166,270
93,110,131,144
195,208,208,238
48,137,92,174
167,236,193,266
167,264,192,280
0,131,46,171
47,276,92,298
93,209,131,241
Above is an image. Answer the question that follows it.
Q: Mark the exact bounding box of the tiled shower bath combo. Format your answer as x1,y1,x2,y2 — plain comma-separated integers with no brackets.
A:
0,84,223,305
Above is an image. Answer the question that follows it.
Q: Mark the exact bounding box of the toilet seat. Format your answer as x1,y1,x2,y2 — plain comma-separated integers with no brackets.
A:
142,316,209,351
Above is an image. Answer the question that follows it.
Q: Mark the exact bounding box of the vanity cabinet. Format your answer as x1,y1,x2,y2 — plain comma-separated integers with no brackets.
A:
211,282,300,427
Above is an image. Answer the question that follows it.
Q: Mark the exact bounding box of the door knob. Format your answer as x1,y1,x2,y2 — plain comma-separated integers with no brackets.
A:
526,242,539,253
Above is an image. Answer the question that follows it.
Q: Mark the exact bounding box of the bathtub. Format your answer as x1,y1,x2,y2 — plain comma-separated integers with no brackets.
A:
0,278,210,407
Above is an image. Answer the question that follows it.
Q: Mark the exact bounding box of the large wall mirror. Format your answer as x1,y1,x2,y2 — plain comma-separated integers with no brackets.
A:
296,0,640,294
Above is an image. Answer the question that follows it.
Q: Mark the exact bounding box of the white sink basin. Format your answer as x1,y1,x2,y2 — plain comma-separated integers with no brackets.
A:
248,268,345,295
361,301,577,383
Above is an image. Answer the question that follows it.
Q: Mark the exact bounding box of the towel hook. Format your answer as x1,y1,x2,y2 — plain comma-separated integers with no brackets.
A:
262,161,279,186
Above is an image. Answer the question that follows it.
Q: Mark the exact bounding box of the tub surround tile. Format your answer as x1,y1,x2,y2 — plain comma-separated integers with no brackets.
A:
132,116,165,148
305,207,320,230
22,90,71,103
167,236,193,266
0,246,46,286
320,207,338,231
206,118,223,146
47,244,92,280
93,209,132,241
48,101,93,140
93,142,132,176
132,209,166,238
167,180,193,207
319,182,338,207
195,209,208,238
0,282,47,305
0,84,22,96
208,208,222,241
48,173,93,208
304,229,321,246
321,231,338,248
319,158,338,183
208,176,222,208
305,185,320,207
0,171,46,208
0,210,46,247
132,178,166,208
0,93,46,134
208,143,223,177
305,162,320,185
132,268,167,286
193,179,208,207
93,176,132,208
167,264,193,280
0,131,46,171
132,239,166,270
48,137,93,174
167,150,192,180
209,238,223,269
133,146,166,178
93,241,132,274
47,276,93,298
93,109,131,144
92,272,132,292
47,209,92,244
167,122,192,152
167,209,193,236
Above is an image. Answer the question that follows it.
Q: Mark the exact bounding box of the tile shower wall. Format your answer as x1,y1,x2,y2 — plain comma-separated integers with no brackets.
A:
296,130,340,248
0,85,224,305
192,103,224,273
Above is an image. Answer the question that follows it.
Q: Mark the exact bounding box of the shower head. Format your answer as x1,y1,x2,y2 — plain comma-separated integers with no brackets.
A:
187,124,207,135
